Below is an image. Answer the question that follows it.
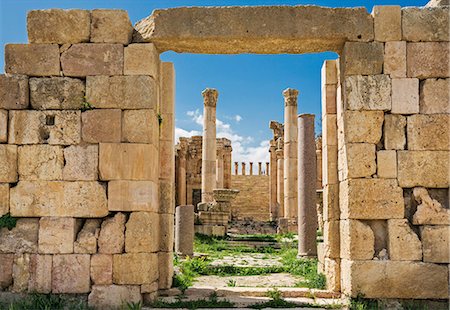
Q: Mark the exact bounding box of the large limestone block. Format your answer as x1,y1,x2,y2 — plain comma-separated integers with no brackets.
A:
407,42,449,78
113,253,158,284
322,114,337,147
372,6,401,42
28,254,52,293
125,212,159,253
341,111,384,144
384,114,406,150
322,184,339,221
18,145,64,180
159,213,175,252
321,84,337,116
0,184,9,216
391,78,419,114
108,181,158,212
402,7,449,42
30,77,85,110
377,150,397,179
324,258,340,292
90,254,113,285
88,285,142,309
420,78,450,114
0,254,14,290
0,145,18,182
8,110,81,145
341,260,449,298
398,151,449,188
338,143,376,180
426,0,450,6
122,109,158,144
340,179,404,219
158,252,174,290
52,254,90,293
413,187,450,225
0,110,7,142
10,181,108,217
135,6,374,54
342,42,384,76
0,219,39,254
61,44,123,77
0,75,29,109
91,10,133,44
321,60,338,85
99,143,158,181
340,220,374,260
421,225,449,263
124,44,160,77
74,219,101,254
344,75,391,111
5,44,60,76
407,114,449,150
387,219,422,261
12,253,30,292
98,213,126,254
81,109,121,143
86,76,157,109
38,217,77,254
27,10,90,43
323,220,340,259
63,145,99,181
384,41,406,78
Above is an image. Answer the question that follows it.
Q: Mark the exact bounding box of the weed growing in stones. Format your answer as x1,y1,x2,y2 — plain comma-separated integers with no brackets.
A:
0,213,17,230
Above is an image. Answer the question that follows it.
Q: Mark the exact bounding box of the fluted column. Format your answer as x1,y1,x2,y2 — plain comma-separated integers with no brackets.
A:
201,88,218,203
298,114,317,257
216,149,224,188
283,88,299,220
276,147,284,218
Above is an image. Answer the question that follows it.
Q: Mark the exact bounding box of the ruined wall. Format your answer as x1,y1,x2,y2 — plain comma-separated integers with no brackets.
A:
230,175,270,221
0,9,173,308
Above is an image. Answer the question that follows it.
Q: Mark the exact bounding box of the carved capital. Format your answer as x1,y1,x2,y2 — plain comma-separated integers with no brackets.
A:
202,88,219,107
283,88,299,106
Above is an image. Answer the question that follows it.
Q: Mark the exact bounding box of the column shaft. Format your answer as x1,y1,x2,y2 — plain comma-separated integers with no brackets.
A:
276,149,284,218
177,152,187,205
216,151,224,188
175,205,194,257
269,144,278,219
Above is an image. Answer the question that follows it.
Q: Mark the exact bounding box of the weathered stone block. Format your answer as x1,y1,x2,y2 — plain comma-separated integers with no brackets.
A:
52,254,90,293
91,10,133,44
0,219,39,254
322,144,338,186
158,252,173,290
98,213,126,254
344,75,391,111
0,110,7,142
0,254,14,290
108,181,158,212
340,220,374,259
12,253,30,292
86,76,157,109
30,77,85,110
321,59,338,85
339,143,376,180
74,219,101,254
407,42,449,78
322,184,339,221
377,150,397,179
324,258,340,292
27,9,90,43
384,41,406,78
88,285,142,309
342,42,384,76
38,217,77,254
28,254,52,293
372,6,401,41
323,220,340,259
113,253,158,285
159,213,175,252
322,114,337,146
122,109,158,144
125,212,159,253
384,114,406,150
99,143,158,181
124,44,160,76
391,78,419,114
407,114,449,150
0,184,9,216
420,78,450,114
340,179,404,219
0,145,17,183
81,109,121,143
90,254,112,285
18,145,64,180
402,7,449,42
421,225,449,263
159,140,174,180
0,75,29,110
321,84,337,116
63,145,98,181
8,110,81,145
10,181,108,217
5,44,60,76
398,151,449,188
61,44,123,77
388,219,422,261
341,111,384,144
413,187,450,225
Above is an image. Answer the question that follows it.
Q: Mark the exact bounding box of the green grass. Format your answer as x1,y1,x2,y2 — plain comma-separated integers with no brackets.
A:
281,248,326,289
0,293,91,310
149,293,234,309
0,213,18,230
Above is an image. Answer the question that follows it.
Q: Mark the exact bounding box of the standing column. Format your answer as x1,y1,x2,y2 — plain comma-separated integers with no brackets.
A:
177,146,187,205
216,149,224,188
258,162,262,175
276,147,284,218
249,162,253,175
266,162,270,175
242,162,246,175
234,162,239,175
201,88,218,203
298,114,318,257
283,88,299,220
175,205,194,257
269,142,278,219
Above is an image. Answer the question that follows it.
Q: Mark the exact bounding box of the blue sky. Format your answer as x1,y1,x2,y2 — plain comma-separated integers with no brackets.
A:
0,0,426,167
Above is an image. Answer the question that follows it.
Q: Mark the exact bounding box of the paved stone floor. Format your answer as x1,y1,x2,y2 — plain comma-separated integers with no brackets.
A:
194,273,301,288
208,253,282,268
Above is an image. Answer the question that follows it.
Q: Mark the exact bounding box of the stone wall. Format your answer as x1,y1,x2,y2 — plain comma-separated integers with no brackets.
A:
0,9,173,308
230,175,270,221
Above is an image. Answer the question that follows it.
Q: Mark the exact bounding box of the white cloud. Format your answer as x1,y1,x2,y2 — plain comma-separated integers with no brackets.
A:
234,115,243,122
175,127,201,142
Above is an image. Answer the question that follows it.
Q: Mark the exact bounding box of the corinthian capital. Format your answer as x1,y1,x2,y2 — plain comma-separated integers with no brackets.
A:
202,88,219,107
283,88,299,106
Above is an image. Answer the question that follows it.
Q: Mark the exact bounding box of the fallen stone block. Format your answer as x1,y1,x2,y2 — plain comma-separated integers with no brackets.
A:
98,213,126,254
74,219,101,254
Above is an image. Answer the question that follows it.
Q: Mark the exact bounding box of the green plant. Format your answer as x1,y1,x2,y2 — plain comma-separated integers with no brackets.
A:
267,288,282,301
0,293,91,310
226,279,236,287
158,113,163,127
80,101,94,111
149,294,234,309
349,295,378,310
123,301,142,310
0,213,17,230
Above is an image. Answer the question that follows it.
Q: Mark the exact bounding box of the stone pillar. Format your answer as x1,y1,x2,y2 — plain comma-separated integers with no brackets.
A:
201,88,218,203
241,162,246,175
223,146,232,189
177,144,187,206
283,88,299,220
234,162,239,175
266,162,270,175
175,205,194,257
269,142,278,219
249,162,253,175
276,147,284,218
298,114,318,257
258,162,262,175
216,149,224,188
